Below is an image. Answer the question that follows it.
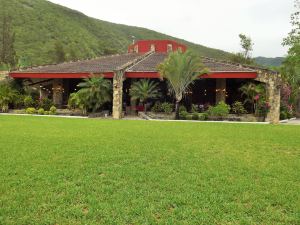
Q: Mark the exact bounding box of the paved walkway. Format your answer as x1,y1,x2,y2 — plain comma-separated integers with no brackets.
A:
281,118,300,125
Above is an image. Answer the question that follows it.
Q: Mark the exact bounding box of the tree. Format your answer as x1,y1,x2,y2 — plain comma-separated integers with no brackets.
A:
231,34,254,65
0,12,17,69
158,50,208,119
129,79,160,113
52,41,66,63
0,82,18,112
282,0,300,112
76,76,112,113
239,82,265,113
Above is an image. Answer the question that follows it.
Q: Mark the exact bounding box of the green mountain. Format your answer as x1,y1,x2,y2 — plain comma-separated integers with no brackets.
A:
254,57,285,67
0,0,233,67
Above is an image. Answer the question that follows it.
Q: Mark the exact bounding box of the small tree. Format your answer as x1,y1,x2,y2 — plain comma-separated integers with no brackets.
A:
0,83,17,112
231,34,254,65
77,76,112,113
158,50,208,119
239,82,265,113
129,79,160,113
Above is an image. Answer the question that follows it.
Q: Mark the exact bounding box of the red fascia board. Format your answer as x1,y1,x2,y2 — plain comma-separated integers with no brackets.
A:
201,72,257,79
125,72,160,78
9,72,114,79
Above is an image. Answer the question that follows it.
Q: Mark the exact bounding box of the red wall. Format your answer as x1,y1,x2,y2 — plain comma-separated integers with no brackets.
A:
128,40,187,53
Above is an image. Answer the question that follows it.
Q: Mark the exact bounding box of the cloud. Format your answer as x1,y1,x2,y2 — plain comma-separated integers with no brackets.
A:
48,0,295,57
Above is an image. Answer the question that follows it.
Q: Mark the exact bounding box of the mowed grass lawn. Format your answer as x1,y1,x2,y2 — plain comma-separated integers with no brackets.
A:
0,116,299,224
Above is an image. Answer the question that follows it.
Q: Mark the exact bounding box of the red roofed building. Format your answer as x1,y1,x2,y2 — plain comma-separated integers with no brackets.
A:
9,40,281,123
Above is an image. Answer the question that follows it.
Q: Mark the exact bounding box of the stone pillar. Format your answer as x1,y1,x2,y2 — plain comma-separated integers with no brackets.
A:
53,79,63,107
265,80,281,124
216,78,226,104
112,71,124,119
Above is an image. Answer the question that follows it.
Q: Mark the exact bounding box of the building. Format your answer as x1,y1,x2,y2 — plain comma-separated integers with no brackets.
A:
9,40,281,123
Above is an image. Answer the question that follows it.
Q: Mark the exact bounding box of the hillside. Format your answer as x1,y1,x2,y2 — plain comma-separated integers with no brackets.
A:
254,57,285,67
0,0,233,67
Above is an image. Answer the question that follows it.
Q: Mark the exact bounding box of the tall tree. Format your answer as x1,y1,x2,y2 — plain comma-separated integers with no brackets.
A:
158,50,208,119
53,41,66,63
129,79,160,113
231,34,254,65
282,0,300,112
0,12,17,69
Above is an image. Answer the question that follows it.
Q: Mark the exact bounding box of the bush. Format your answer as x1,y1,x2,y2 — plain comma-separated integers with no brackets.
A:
24,96,34,108
25,107,36,114
13,94,25,109
280,111,288,120
191,104,198,113
151,102,162,113
232,101,247,115
198,113,208,121
44,111,50,115
38,108,45,115
192,112,198,120
161,102,173,114
39,98,53,111
179,105,187,112
207,101,231,118
179,110,188,119
49,106,57,115
185,114,193,120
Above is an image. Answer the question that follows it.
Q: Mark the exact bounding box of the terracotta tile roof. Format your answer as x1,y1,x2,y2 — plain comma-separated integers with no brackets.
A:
19,53,142,73
16,52,259,74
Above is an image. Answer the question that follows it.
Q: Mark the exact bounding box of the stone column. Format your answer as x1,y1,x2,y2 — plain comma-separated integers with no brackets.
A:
216,78,226,104
266,81,281,124
112,71,124,119
53,79,63,107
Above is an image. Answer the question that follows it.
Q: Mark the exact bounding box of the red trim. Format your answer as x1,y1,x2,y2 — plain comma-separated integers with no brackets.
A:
125,72,160,78
9,71,257,79
9,72,114,79
202,72,257,79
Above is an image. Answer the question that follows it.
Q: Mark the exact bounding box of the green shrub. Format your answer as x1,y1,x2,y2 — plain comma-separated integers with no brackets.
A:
191,104,198,113
39,98,53,111
24,96,34,108
25,107,36,114
280,111,288,120
49,106,57,115
151,102,162,113
13,94,25,109
38,108,45,115
179,105,187,112
207,101,231,118
161,102,173,114
232,101,247,115
198,113,208,121
179,110,188,119
192,112,198,120
185,114,193,120
44,111,50,115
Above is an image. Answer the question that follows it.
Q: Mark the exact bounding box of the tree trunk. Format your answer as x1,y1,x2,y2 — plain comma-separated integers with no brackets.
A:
144,102,147,113
175,100,180,120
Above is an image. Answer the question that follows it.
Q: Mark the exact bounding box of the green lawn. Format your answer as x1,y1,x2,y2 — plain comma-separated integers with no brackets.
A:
0,116,299,224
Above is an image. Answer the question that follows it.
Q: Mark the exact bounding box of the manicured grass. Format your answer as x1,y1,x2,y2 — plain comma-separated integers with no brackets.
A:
0,115,299,224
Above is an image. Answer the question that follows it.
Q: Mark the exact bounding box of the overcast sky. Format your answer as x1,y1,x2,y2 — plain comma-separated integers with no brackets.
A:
48,0,295,57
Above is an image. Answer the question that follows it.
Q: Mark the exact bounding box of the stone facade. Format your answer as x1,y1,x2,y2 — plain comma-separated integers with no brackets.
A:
112,71,124,119
255,72,281,124
52,79,63,106
216,78,226,103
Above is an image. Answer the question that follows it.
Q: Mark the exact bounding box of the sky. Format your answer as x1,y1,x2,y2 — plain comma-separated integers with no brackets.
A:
48,0,295,57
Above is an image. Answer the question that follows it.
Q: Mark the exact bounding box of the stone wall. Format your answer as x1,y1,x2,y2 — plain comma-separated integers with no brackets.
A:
0,71,8,81
112,71,124,119
53,79,63,106
216,78,226,103
255,72,281,124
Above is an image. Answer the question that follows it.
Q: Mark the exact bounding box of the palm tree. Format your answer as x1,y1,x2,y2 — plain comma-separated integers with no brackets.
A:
0,83,17,112
158,50,208,119
76,76,112,113
239,82,265,113
129,79,160,113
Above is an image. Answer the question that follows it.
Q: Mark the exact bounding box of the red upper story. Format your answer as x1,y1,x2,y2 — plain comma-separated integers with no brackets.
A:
128,40,187,53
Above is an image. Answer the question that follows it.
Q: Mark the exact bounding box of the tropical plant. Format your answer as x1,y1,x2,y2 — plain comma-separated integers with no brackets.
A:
68,93,80,110
207,101,231,119
232,101,247,115
151,102,162,113
161,102,173,114
158,50,208,119
24,95,34,108
77,76,112,113
129,79,160,113
239,82,265,113
0,83,18,112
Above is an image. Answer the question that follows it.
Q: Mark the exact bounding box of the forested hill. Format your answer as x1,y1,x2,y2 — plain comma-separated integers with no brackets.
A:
254,57,285,67
0,0,233,67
